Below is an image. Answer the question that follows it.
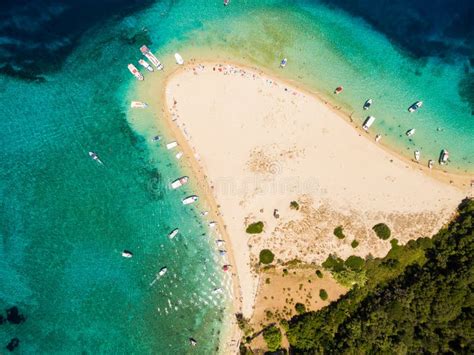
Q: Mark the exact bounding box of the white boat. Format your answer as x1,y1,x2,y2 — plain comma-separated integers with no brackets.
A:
362,116,376,131
159,267,168,276
189,338,197,347
216,240,225,247
224,0,230,5
406,128,416,137
88,151,103,165
175,53,184,65
122,250,133,258
168,228,179,239
408,101,423,112
140,45,164,70
219,250,227,256
208,221,217,228
280,58,287,68
182,195,198,205
138,59,154,72
414,150,421,161
375,134,382,142
212,287,223,294
428,160,434,169
128,64,144,81
166,141,178,150
439,149,449,165
363,99,373,110
171,176,189,189
130,101,148,109
175,151,183,159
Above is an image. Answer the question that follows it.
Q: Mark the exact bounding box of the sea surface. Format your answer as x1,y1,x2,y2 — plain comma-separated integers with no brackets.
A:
1,0,473,353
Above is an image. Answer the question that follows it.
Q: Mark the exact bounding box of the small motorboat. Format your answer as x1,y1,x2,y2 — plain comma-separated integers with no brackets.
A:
159,267,168,276
175,151,183,159
189,338,197,347
166,141,178,150
168,228,179,239
208,221,217,228
363,99,373,110
88,151,103,165
152,135,161,142
280,58,287,68
130,101,148,109
128,63,144,81
212,287,223,294
216,240,225,247
122,250,133,258
334,86,343,94
171,176,189,189
428,160,434,169
219,250,227,256
175,53,184,65
439,149,449,165
200,211,209,216
408,101,423,112
182,195,198,205
406,128,416,137
222,264,231,271
362,116,376,131
375,134,382,142
414,149,421,161
138,59,154,72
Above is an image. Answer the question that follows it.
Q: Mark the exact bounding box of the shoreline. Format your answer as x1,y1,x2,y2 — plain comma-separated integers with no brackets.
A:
144,58,470,353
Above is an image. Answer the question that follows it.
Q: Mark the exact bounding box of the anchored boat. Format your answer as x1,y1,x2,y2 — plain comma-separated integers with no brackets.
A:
140,45,164,70
280,58,287,68
362,116,376,131
138,59,153,72
363,99,373,110
121,250,133,258
439,149,449,165
88,151,103,164
175,53,184,65
168,228,179,239
414,149,421,161
128,64,144,80
406,128,416,137
408,101,423,112
182,195,198,205
130,101,147,109
171,176,189,189
334,86,343,94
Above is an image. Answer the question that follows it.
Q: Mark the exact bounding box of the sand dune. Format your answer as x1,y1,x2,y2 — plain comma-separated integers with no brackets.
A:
163,62,465,318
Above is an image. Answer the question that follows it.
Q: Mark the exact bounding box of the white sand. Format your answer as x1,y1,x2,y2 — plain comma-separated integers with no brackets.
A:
163,62,466,319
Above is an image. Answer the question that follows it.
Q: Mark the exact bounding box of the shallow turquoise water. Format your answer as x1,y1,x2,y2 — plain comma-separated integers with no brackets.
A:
1,0,473,353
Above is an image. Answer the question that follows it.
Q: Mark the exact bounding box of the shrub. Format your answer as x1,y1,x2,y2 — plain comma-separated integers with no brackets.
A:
259,249,275,264
373,223,391,240
333,225,345,239
295,303,306,314
246,221,264,234
263,324,282,352
316,270,323,278
351,240,359,248
345,255,365,271
290,201,300,210
319,289,328,301
279,319,289,332
322,254,345,272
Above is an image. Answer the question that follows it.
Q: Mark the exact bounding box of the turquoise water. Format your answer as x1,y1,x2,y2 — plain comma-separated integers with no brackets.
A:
1,0,473,353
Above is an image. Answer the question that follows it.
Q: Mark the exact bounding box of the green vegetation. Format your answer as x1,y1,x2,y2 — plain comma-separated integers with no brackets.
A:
372,222,391,240
295,303,306,314
351,239,359,248
262,324,282,352
322,254,367,287
333,225,345,239
319,289,328,301
246,221,264,234
259,249,275,264
235,313,253,337
286,199,474,353
315,270,323,278
290,201,300,210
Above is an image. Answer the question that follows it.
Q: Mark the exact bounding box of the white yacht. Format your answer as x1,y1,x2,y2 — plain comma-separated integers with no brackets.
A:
408,101,423,112
130,101,148,109
127,64,144,80
171,176,189,189
159,267,168,276
182,195,198,205
121,250,133,258
363,99,373,110
168,228,179,239
140,45,164,70
138,59,154,72
175,53,184,65
362,116,376,131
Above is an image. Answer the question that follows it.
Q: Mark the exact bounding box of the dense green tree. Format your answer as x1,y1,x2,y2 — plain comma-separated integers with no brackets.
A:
287,199,474,354
263,324,282,352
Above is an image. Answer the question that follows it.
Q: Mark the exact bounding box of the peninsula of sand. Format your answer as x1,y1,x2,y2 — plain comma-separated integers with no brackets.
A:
157,61,468,346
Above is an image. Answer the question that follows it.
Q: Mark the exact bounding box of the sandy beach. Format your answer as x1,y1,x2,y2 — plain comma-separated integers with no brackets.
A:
152,61,468,353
